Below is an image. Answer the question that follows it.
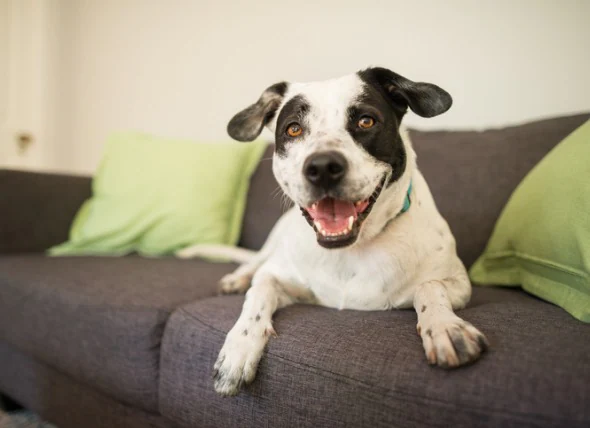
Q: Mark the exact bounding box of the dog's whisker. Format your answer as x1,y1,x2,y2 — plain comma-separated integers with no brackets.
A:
271,186,284,200
280,193,292,212
270,186,292,213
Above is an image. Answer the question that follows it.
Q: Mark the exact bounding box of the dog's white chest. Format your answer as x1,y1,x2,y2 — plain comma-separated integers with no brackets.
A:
303,253,387,310
264,214,415,311
309,256,415,310
303,253,414,310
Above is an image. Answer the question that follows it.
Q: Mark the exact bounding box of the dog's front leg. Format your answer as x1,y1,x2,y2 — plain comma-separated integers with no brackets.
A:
414,279,488,368
213,272,305,396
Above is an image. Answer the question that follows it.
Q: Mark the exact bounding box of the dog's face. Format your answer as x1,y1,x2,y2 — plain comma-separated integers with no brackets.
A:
228,67,452,248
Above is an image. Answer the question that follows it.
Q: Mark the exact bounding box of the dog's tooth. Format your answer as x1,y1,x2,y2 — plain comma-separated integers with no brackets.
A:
315,221,328,237
348,216,354,230
311,202,318,210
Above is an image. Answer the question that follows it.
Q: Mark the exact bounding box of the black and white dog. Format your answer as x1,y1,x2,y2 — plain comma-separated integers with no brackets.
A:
179,67,488,396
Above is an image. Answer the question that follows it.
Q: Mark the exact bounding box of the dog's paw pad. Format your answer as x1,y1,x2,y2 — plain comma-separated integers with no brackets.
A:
218,273,252,295
421,319,488,368
212,334,264,396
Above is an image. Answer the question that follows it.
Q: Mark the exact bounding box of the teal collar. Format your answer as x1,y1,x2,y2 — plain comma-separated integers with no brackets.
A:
399,180,412,216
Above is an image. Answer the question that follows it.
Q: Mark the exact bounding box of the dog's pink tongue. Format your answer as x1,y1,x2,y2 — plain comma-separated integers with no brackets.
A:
308,198,356,233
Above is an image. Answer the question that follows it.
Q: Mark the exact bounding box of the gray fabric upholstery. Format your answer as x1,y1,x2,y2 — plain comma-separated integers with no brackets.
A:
411,113,590,267
0,255,236,412
0,170,91,254
159,287,590,428
0,341,178,428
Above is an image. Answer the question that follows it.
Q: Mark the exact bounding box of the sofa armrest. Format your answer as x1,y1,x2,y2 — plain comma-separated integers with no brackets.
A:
0,169,92,254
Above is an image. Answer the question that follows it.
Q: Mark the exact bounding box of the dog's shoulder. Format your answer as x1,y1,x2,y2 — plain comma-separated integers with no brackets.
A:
370,170,458,265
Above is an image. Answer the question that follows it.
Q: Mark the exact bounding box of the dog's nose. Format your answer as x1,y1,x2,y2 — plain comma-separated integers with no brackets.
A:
303,151,348,188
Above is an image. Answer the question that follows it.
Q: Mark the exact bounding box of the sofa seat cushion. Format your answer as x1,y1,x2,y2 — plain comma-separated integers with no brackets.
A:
0,255,236,412
159,287,590,428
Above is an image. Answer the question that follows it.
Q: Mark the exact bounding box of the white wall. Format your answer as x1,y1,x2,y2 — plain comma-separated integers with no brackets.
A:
50,0,590,173
0,1,10,135
0,0,58,170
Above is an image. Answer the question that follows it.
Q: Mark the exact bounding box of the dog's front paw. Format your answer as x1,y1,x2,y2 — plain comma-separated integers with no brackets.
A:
219,272,252,295
213,332,265,396
418,318,488,368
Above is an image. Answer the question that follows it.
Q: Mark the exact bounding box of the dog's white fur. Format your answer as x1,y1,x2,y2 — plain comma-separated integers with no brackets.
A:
179,72,487,396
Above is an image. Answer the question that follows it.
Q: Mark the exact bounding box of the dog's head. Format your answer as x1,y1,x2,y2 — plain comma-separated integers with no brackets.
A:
228,67,452,249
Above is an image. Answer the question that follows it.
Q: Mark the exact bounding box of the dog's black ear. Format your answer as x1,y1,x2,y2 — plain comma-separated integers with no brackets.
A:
227,82,289,141
359,67,452,118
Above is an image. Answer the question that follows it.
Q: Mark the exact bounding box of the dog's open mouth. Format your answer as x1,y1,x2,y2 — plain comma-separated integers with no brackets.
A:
300,177,386,248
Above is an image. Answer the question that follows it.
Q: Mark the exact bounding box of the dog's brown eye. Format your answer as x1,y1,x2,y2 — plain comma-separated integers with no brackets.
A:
358,116,375,129
287,123,303,137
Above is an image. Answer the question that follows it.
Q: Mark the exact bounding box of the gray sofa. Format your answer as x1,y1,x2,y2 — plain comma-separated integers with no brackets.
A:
1,113,589,428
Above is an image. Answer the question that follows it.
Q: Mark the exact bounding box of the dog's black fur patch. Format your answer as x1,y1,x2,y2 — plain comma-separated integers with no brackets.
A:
358,67,452,118
346,87,407,184
354,67,452,185
227,82,288,142
274,95,311,157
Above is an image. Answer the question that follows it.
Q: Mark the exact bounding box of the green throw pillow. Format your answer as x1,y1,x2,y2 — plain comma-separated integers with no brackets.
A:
470,120,590,322
50,133,267,257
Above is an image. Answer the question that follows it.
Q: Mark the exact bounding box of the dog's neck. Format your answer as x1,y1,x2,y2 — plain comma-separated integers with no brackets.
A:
356,177,413,244
355,130,417,245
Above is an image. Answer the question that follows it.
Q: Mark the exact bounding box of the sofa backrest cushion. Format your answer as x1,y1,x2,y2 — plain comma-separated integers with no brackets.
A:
238,145,291,250
238,113,590,267
412,113,589,266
